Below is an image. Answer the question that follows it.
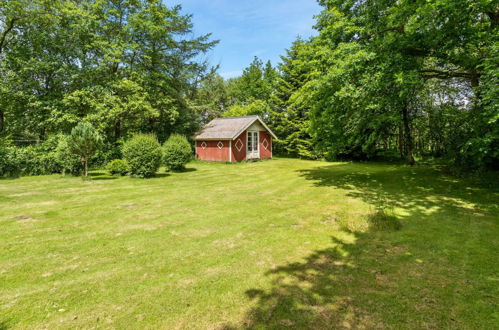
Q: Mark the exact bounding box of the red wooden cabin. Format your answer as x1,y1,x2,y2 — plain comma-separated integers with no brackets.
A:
194,116,277,162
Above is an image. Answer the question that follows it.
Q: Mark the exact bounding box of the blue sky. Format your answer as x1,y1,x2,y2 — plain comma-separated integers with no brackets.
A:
173,0,322,79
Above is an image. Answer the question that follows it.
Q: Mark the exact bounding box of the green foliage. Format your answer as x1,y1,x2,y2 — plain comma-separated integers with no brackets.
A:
55,136,82,176
68,122,102,176
0,145,19,177
122,134,163,178
0,136,67,177
225,57,277,116
293,0,499,168
223,99,270,118
0,144,62,177
0,0,217,144
228,57,275,104
105,159,129,176
1,0,496,171
162,134,192,171
268,38,316,158
190,73,230,122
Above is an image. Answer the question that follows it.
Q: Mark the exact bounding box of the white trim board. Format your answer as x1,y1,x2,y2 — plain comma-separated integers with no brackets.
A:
229,140,232,162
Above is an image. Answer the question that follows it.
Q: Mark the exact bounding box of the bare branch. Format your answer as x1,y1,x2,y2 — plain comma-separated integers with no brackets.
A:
0,17,20,54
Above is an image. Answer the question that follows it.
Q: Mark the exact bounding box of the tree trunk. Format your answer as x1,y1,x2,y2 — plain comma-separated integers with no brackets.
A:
402,106,415,165
470,72,482,108
115,121,121,140
84,158,88,177
398,124,404,158
0,18,18,55
39,127,46,141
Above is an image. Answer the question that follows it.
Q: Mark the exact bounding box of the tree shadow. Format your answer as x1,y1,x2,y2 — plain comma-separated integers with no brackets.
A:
169,167,197,173
0,177,18,181
296,164,497,217
89,175,118,181
223,163,498,329
224,235,385,329
88,171,107,177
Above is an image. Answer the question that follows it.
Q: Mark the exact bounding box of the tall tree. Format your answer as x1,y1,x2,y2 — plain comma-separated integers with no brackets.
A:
302,0,498,167
268,38,316,158
188,72,229,124
223,57,277,118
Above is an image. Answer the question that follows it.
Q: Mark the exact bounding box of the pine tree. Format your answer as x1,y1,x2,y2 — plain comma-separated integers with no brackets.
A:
269,38,316,158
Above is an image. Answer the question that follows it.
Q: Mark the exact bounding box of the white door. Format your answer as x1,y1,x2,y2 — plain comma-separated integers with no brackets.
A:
247,131,259,159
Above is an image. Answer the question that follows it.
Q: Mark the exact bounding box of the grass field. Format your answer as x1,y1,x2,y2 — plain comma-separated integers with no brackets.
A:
1,158,498,329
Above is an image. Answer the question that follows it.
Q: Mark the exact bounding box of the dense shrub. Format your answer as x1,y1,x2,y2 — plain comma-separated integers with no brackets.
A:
0,135,87,177
38,135,62,153
17,147,60,175
162,134,192,171
56,136,82,176
0,145,19,177
16,147,39,175
38,152,61,174
106,159,129,176
122,134,163,177
0,143,62,177
94,142,123,167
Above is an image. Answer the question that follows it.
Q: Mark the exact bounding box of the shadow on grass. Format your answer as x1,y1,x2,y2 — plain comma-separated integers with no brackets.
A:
0,178,17,181
297,164,498,216
180,167,197,173
85,171,118,180
224,164,498,329
89,171,107,177
168,167,197,173
151,173,170,178
90,176,118,181
225,235,381,329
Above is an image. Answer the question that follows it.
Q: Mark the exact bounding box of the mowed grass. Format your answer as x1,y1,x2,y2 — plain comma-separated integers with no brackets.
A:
0,158,498,329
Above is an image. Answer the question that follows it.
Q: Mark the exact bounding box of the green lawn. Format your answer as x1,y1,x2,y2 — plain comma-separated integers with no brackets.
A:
1,158,498,329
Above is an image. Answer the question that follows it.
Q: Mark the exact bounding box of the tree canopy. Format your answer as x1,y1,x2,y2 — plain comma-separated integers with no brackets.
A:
302,0,498,167
0,0,217,143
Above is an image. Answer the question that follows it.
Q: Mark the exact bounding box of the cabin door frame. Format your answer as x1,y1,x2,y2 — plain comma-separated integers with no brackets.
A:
246,130,259,159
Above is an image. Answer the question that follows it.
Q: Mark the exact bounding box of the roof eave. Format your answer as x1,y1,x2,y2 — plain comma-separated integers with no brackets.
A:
194,137,233,141
230,116,278,140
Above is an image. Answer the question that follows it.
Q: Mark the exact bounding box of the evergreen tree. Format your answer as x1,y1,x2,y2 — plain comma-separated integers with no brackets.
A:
223,57,278,118
268,38,316,158
67,122,102,177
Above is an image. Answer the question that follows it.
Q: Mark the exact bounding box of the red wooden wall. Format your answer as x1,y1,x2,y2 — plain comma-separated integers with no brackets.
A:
195,140,231,162
196,129,272,162
232,131,246,162
259,131,272,159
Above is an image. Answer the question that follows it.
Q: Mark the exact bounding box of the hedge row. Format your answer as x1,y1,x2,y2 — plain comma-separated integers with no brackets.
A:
1,133,192,178
0,136,81,177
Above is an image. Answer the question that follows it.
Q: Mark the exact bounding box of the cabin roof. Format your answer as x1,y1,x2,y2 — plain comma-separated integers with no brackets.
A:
194,115,277,140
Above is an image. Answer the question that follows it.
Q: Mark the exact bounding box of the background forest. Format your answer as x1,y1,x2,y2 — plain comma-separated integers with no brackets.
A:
1,0,497,171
